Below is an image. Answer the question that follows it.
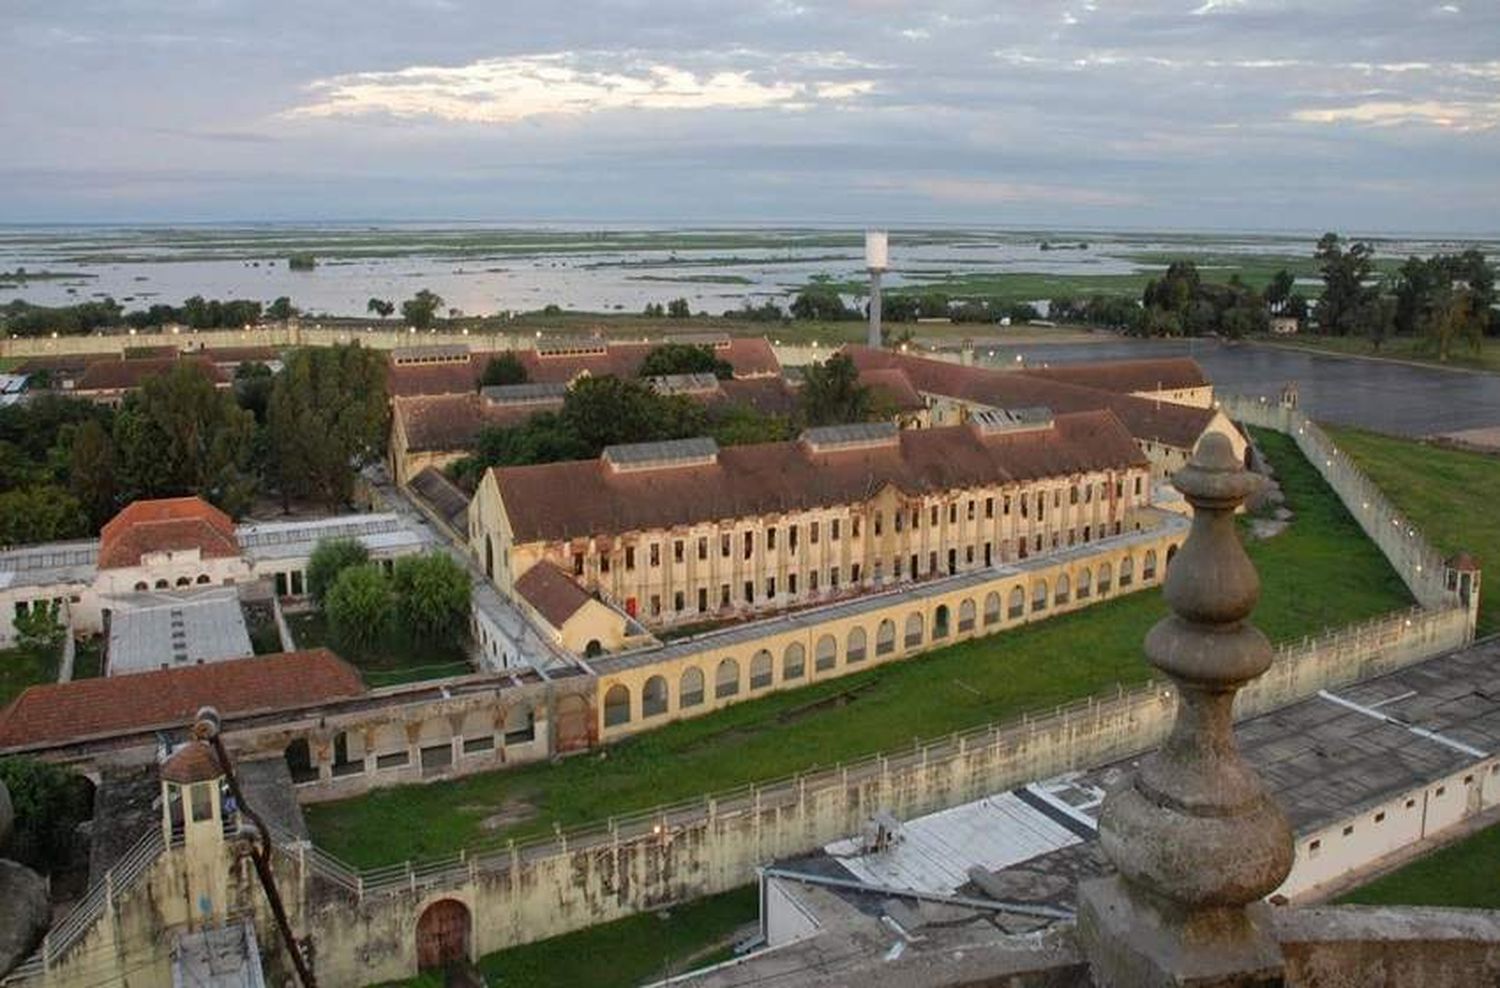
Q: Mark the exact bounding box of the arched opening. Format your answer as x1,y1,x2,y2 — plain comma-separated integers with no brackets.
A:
983,592,1001,626
284,738,316,785
331,731,362,777
1143,550,1158,581
134,581,148,592
1119,556,1135,587
1078,567,1093,600
1166,544,1179,569
484,535,494,579
154,579,169,590
715,658,740,699
1056,573,1071,605
958,598,976,633
416,898,471,972
876,619,896,656
846,627,867,663
680,667,705,708
504,705,536,744
584,639,603,658
1032,580,1049,613
783,642,807,680
814,635,837,671
554,694,592,753
903,612,923,649
643,676,669,717
175,576,190,587
750,649,773,689
603,684,631,727
1098,562,1113,594
933,605,951,639
195,574,210,585
1008,586,1025,619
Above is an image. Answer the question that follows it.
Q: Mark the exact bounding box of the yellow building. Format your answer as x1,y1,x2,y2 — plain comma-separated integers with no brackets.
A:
470,410,1152,636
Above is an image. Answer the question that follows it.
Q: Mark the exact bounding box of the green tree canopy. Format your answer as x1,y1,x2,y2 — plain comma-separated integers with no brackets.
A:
0,757,92,875
1315,232,1377,336
392,553,471,645
401,289,445,330
67,419,117,530
324,563,393,651
790,284,856,321
800,353,874,426
666,298,691,318
267,344,389,509
366,298,396,320
13,600,65,657
480,352,529,387
561,375,705,450
307,537,371,605
266,296,297,322
637,343,732,380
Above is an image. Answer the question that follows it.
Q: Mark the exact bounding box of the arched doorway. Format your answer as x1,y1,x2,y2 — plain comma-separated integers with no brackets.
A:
555,694,592,752
416,898,471,972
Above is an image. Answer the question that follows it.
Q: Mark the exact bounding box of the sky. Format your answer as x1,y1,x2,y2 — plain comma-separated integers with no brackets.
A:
4,0,1499,232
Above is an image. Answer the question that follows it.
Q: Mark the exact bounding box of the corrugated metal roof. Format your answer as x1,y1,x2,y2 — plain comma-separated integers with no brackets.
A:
602,437,720,471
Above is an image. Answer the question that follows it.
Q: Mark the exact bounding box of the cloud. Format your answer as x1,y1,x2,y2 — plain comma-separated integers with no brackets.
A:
285,51,875,123
881,177,1143,208
1292,99,1500,131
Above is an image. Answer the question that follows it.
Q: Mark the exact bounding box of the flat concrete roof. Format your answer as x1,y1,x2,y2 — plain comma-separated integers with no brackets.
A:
0,539,99,591
236,513,426,564
106,587,255,675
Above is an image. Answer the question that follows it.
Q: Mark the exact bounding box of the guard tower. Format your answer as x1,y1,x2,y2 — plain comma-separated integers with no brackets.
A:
866,230,888,349
160,732,231,927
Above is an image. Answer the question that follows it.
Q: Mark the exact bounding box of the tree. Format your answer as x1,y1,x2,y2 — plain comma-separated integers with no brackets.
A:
233,361,275,424
401,289,445,330
638,343,732,380
267,344,389,509
0,486,87,546
800,353,873,426
287,253,316,271
392,553,471,645
1314,232,1376,335
706,405,795,447
307,537,371,605
366,298,395,320
0,757,92,874
112,363,257,515
561,375,705,450
642,302,665,318
480,352,529,387
13,600,65,657
68,419,117,529
1427,288,1483,362
266,296,296,322
666,298,691,319
1265,269,1295,313
324,563,392,651
790,284,855,321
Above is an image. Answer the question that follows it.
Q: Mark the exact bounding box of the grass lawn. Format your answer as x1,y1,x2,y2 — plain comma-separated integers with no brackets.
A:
1337,821,1500,909
1324,426,1500,636
383,886,759,988
0,645,60,708
1267,334,1500,374
285,611,473,687
306,427,1411,868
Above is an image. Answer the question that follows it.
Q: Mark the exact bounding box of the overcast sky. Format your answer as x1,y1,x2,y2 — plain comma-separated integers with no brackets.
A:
4,1,1498,232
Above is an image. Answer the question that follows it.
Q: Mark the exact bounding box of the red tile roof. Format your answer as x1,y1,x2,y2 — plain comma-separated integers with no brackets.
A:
843,346,1217,451
492,410,1146,543
514,560,595,628
15,353,117,375
387,338,783,398
0,649,366,751
98,497,241,569
716,376,801,417
860,368,925,413
75,356,226,393
200,346,280,364
161,740,223,783
1019,357,1208,394
394,393,563,452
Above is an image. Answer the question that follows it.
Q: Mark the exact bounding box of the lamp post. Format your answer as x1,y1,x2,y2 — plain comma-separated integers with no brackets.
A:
866,230,888,349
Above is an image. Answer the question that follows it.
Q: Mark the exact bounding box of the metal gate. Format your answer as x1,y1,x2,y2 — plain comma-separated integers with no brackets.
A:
416,899,470,971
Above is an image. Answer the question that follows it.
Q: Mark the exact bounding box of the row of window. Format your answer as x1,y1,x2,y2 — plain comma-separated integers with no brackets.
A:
605,551,1170,726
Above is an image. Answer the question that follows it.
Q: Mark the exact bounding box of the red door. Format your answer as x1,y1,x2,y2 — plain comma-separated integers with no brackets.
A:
416,899,470,971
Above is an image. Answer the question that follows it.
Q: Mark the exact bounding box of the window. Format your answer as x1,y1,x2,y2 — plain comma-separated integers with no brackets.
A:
650,595,661,616
698,537,707,560
673,540,684,563
721,533,731,557
930,505,938,526
573,553,584,576
847,627,867,663
1003,495,1012,516
831,518,841,540
949,504,957,523
814,635,836,671
766,577,776,599
1342,825,1354,836
680,668,705,707
911,508,920,530
852,516,861,537
894,511,903,534
811,521,820,544
784,643,806,680
625,546,636,570
1009,587,1025,618
1021,496,1029,519
720,584,730,608
1037,497,1044,522
767,527,777,551
967,499,975,521
789,573,798,596
744,532,754,559
830,567,840,588
876,619,896,656
928,551,936,573
643,676,669,717
604,685,631,727
1032,581,1049,612
674,591,684,612
750,650,773,689
190,783,215,822
1054,489,1061,508
810,570,819,591
851,563,861,582
1374,811,1386,824
904,613,923,648
1070,486,1078,505
966,546,974,563
789,525,799,551
601,554,610,574
1134,476,1143,496
698,588,708,612
715,658,740,698
985,497,994,519
984,592,1001,625
874,512,883,536
1309,839,1321,857
650,543,660,567
744,581,754,604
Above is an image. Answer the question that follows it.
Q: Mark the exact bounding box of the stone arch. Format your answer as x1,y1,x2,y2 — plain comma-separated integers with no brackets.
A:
195,574,210,585
783,642,806,680
603,684,631,727
554,694,592,753
1008,586,1025,619
642,675,669,717
933,604,951,639
680,667,705,708
876,619,896,656
750,649,774,689
1078,567,1093,600
175,576,191,587
983,592,1001,626
958,598,976,632
1167,543,1179,569
1032,579,1049,612
284,737,316,784
1056,573,1071,605
584,639,603,658
134,581,148,592
715,657,740,699
1120,555,1135,587
847,626,868,663
904,612,924,648
1099,561,1113,594
815,634,837,671
1144,549,1158,580
154,579,169,590
416,898,471,972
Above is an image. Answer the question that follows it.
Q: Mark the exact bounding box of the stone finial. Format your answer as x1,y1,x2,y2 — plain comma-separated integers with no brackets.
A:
1078,433,1294,987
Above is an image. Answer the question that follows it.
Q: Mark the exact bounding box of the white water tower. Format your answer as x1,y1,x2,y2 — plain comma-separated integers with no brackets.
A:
866,230,888,348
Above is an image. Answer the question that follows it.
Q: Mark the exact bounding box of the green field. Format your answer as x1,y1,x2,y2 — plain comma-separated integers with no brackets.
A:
1325,426,1500,636
304,427,1412,868
1337,821,1500,909
385,886,758,988
1269,335,1500,374
285,612,472,687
